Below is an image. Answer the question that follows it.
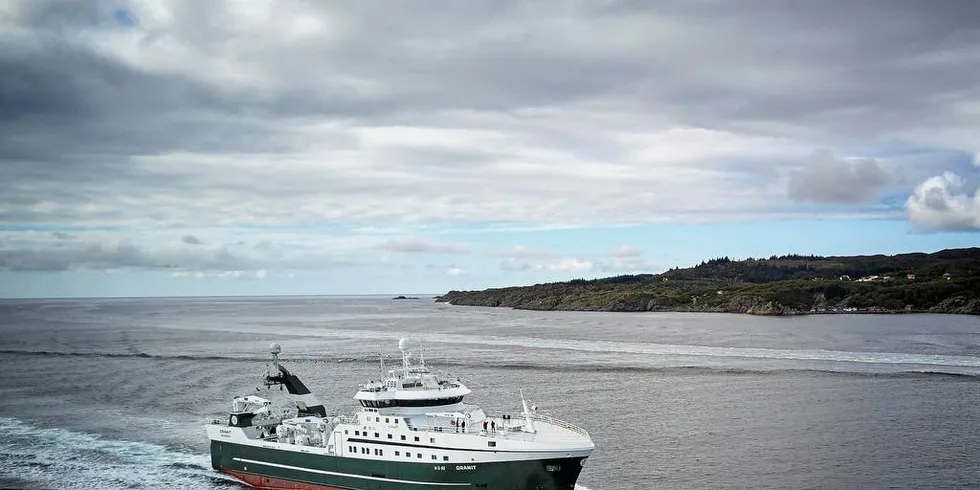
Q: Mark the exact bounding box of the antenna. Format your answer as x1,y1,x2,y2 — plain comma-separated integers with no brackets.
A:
419,339,426,367
399,337,410,372
269,342,281,371
379,344,386,374
520,388,537,433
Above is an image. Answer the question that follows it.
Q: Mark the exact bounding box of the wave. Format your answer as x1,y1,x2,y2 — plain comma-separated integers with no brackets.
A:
0,417,235,490
471,362,980,378
2,348,977,378
0,349,263,362
378,358,979,378
152,324,980,370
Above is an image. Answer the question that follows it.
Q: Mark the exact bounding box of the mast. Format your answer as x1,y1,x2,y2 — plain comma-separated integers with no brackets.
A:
521,388,537,433
379,344,386,375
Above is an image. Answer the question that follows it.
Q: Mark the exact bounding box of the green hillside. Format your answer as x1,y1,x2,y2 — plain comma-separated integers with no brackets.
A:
436,248,980,315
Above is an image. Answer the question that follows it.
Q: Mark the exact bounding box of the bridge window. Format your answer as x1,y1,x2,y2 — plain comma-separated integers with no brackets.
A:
488,441,496,447
443,456,449,461
401,435,406,441
362,397,465,408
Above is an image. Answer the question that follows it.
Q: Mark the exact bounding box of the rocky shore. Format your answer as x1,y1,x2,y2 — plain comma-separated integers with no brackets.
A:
436,290,980,316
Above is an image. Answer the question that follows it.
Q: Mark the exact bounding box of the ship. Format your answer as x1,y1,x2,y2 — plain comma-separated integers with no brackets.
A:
207,340,595,490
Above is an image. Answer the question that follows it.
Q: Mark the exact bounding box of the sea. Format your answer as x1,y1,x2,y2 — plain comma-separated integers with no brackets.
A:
0,296,978,490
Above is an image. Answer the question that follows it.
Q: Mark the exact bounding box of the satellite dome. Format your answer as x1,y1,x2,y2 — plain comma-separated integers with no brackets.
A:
398,338,408,351
269,342,282,355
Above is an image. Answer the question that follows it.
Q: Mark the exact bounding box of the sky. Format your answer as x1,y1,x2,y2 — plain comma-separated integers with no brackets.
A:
1,0,979,298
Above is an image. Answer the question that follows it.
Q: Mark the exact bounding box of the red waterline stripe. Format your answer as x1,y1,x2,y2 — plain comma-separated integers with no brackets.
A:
221,468,347,490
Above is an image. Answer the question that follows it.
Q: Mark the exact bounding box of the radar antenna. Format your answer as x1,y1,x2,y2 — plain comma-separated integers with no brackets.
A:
398,337,410,372
269,342,281,372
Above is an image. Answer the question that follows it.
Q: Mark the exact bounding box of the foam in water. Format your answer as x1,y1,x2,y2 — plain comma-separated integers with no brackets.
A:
159,323,980,371
0,417,234,489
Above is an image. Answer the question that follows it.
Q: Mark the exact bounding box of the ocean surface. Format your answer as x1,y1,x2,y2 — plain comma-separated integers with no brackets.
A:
0,296,978,490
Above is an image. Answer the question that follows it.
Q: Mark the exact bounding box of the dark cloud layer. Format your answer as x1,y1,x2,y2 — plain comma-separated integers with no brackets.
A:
1,0,978,274
788,150,890,204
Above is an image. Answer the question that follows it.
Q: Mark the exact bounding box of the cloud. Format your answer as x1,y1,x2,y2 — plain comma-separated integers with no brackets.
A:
0,234,261,272
0,229,365,272
610,245,642,258
543,258,595,272
600,245,657,273
169,269,268,280
906,172,980,231
504,245,557,260
499,245,657,274
788,150,891,204
446,266,466,276
0,0,977,288
1,0,978,235
500,257,532,272
376,236,468,254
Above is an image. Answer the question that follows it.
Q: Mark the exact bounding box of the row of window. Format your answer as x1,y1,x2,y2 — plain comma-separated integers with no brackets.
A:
347,445,451,461
359,396,464,408
346,430,497,451
348,429,436,444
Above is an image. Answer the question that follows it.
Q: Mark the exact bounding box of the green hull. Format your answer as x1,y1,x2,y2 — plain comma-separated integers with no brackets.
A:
211,440,586,490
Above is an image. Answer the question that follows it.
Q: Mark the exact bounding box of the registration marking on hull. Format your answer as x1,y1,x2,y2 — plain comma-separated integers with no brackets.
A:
232,457,471,486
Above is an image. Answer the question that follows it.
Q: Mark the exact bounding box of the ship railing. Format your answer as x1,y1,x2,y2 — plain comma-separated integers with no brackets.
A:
404,414,589,440
526,413,591,438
